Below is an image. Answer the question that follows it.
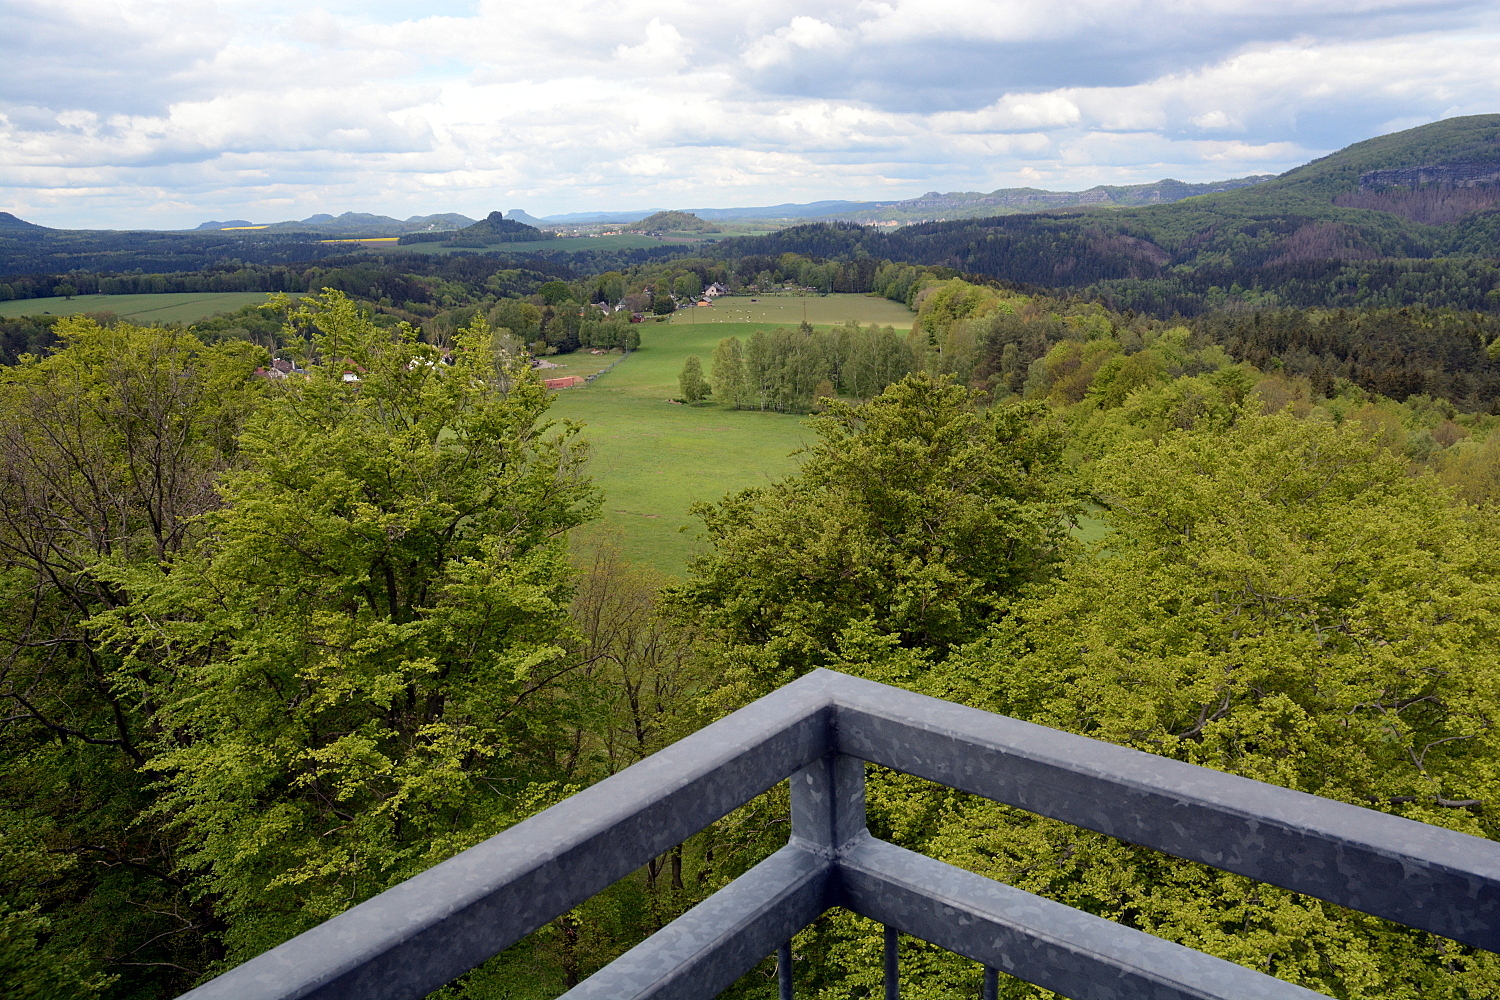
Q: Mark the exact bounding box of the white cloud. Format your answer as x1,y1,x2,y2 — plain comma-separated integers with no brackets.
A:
743,16,845,69
1,0,1498,227
615,18,693,69
1191,110,1236,130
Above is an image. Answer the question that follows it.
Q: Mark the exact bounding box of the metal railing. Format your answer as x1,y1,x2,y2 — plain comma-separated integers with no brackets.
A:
178,669,1500,1000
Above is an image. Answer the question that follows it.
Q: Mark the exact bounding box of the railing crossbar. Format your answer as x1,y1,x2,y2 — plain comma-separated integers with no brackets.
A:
177,670,1500,1000
834,679,1500,948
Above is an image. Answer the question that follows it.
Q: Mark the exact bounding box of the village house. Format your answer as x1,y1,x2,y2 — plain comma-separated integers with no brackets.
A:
253,358,308,380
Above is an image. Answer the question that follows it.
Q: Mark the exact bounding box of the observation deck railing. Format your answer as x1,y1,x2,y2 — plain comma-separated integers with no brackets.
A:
178,669,1500,1000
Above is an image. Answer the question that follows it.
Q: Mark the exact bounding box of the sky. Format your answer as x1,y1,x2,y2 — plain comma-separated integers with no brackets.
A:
2,0,1499,229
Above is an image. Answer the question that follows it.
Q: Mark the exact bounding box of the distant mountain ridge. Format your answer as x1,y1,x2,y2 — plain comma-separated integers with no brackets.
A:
819,176,1276,222
533,181,1273,224
710,114,1500,313
539,201,883,223
5,113,1497,307
19,175,1275,239
188,212,476,235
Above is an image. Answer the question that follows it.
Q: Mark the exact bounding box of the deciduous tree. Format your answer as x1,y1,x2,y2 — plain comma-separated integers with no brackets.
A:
92,292,600,968
678,355,708,402
670,372,1078,685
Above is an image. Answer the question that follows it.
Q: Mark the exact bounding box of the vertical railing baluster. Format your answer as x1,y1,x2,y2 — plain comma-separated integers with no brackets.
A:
777,942,793,1000
982,965,998,1000
884,925,899,1000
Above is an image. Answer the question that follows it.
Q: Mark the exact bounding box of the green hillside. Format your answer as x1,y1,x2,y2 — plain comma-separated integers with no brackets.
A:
0,291,300,322
633,210,722,233
1093,114,1500,261
821,175,1276,222
718,115,1500,312
1209,114,1500,206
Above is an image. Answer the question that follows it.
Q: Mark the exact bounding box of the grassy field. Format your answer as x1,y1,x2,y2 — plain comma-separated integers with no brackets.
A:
553,294,917,574
0,291,297,322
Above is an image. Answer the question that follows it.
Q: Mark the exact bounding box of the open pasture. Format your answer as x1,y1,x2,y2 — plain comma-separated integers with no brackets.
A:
552,300,922,573
0,291,296,323
553,295,1106,573
551,319,816,574
672,293,916,328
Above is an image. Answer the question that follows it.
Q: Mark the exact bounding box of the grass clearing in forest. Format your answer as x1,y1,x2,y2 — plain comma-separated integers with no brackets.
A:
550,321,812,575
554,294,1112,573
553,295,917,574
0,291,299,323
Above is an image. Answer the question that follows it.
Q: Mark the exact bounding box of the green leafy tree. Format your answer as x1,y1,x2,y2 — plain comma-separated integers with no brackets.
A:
592,271,625,305
742,327,828,412
678,354,708,402
92,291,600,969
670,372,1078,685
710,336,747,408
0,907,117,1000
842,323,914,400
487,298,542,341
0,317,266,995
848,412,1500,998
538,280,574,305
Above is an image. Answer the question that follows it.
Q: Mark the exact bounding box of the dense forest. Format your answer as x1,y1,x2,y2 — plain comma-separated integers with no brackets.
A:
8,248,1500,412
5,261,1500,998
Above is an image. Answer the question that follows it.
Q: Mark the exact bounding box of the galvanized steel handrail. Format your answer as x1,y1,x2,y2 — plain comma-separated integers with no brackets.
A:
178,669,1500,1000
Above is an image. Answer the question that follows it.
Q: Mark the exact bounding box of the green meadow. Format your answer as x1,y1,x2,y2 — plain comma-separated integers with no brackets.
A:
0,291,300,323
554,294,916,574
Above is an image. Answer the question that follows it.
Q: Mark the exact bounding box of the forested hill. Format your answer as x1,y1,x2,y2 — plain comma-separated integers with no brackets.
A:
0,212,49,232
714,115,1500,313
818,175,1275,222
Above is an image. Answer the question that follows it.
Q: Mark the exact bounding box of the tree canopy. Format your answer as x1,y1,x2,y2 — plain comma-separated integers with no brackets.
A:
670,372,1079,686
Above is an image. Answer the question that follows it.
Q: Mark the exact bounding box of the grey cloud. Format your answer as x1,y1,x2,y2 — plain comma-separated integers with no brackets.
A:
0,4,229,117
5,0,1500,228
729,1,1492,113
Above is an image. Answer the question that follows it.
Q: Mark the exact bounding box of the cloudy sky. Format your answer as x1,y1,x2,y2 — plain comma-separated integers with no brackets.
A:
3,0,1499,229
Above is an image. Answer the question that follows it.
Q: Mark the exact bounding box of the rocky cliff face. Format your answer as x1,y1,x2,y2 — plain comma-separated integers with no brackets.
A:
1359,163,1500,189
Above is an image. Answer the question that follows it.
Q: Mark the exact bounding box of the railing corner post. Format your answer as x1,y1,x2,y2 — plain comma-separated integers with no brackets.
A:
790,752,867,855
